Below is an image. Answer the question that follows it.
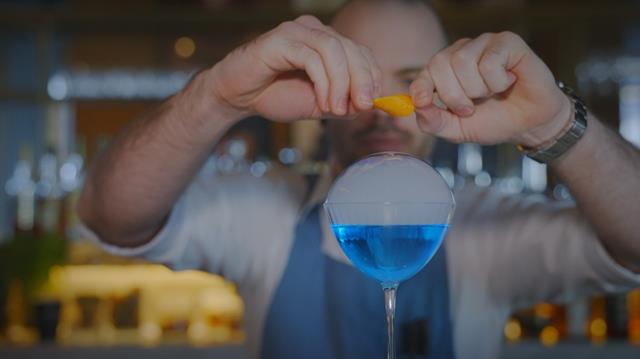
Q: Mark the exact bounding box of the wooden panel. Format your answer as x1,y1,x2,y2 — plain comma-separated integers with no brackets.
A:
70,34,158,68
269,122,290,158
75,101,155,161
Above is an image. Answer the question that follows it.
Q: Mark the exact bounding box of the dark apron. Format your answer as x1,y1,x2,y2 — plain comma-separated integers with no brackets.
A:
261,205,455,359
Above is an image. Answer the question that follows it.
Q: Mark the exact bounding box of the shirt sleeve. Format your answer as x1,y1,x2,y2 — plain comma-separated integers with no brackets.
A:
80,175,220,271
82,169,302,285
448,185,640,311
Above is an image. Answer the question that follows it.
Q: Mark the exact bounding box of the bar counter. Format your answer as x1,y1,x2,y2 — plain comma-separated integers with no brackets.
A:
1,341,639,358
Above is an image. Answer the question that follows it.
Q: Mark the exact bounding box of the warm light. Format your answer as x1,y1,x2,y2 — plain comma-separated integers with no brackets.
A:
7,325,36,345
187,321,209,346
540,326,559,347
590,318,607,338
630,319,640,344
210,325,232,342
139,322,162,346
629,290,640,344
504,318,522,342
174,36,196,59
534,303,555,319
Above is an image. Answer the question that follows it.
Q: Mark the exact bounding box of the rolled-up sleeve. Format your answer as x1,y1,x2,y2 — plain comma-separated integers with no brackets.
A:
80,169,241,272
81,193,187,260
80,169,302,286
449,185,640,311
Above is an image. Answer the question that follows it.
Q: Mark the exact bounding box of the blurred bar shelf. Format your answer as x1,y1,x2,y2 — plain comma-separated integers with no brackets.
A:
1,3,640,32
500,340,640,359
0,344,246,359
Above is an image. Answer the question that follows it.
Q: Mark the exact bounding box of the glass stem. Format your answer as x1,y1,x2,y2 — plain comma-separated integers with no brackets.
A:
383,282,398,359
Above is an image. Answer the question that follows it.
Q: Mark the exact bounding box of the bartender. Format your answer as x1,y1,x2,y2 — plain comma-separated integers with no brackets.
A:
78,0,640,358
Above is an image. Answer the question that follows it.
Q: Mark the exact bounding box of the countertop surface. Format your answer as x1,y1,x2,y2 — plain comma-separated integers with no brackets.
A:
1,341,640,358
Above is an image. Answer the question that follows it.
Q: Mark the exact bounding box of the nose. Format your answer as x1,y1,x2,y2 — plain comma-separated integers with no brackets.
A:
358,108,394,125
380,74,408,96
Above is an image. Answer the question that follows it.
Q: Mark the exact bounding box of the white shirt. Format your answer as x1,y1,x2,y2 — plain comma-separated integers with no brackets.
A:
91,166,640,359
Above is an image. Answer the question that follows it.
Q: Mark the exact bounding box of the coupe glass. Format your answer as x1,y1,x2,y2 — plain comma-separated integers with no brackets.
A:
323,152,455,359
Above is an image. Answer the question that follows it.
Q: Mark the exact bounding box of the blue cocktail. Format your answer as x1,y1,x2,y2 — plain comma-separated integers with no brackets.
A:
332,223,447,283
324,152,454,359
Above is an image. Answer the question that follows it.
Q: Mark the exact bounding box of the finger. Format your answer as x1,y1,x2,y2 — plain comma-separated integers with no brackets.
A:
359,45,382,98
309,30,351,115
301,19,380,99
415,105,466,143
427,44,475,117
450,35,492,99
478,51,516,93
411,39,469,108
255,23,330,112
409,70,435,108
477,32,526,93
296,16,376,110
294,14,324,28
340,39,376,110
280,20,350,115
281,44,330,113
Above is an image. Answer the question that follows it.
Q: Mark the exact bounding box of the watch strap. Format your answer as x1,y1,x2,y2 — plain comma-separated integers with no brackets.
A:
518,82,588,164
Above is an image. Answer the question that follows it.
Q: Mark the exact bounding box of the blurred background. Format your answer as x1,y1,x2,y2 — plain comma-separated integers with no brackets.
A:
0,0,639,358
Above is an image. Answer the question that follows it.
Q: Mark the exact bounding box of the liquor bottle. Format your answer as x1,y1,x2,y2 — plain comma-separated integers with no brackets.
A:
619,70,640,149
6,145,37,236
605,293,629,339
32,146,67,342
589,296,608,343
60,137,86,240
566,298,589,339
3,145,36,343
35,147,63,236
521,156,547,193
628,289,640,344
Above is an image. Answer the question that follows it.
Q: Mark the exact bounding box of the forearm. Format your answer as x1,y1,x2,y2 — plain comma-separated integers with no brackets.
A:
79,68,241,247
551,114,640,272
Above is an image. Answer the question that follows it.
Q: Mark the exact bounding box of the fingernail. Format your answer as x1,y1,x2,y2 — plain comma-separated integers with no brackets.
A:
373,83,382,97
432,94,446,110
416,91,430,106
337,97,348,114
458,105,474,117
359,95,373,108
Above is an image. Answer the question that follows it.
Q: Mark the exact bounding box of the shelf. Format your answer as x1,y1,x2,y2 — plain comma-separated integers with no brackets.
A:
500,340,640,359
0,3,638,32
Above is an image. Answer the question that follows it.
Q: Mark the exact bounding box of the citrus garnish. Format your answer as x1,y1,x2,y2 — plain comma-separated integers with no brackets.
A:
373,94,415,117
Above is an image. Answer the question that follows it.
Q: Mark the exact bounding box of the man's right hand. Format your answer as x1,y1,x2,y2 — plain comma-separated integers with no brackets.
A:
77,15,381,248
208,15,382,122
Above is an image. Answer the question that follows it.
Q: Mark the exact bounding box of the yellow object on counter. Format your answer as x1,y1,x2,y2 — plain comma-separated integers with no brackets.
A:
373,94,415,117
31,265,244,346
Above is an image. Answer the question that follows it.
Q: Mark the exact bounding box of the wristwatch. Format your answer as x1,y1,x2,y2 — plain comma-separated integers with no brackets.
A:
517,81,588,164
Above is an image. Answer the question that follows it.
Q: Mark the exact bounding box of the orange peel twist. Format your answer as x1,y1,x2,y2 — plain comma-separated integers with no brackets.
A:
373,94,415,117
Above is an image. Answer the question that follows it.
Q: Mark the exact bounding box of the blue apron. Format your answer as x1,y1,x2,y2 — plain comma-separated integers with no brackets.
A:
261,205,455,359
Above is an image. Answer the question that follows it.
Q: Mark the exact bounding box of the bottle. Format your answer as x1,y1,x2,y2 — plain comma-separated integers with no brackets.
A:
35,147,63,236
619,77,640,148
628,289,640,344
605,293,629,339
589,296,608,343
6,145,37,236
60,137,86,240
3,145,36,343
33,146,67,342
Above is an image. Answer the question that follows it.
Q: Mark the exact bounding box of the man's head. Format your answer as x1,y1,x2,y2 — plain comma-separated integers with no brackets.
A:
326,0,447,169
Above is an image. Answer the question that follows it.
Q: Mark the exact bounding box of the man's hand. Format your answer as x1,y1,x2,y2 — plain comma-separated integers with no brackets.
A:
410,31,572,148
209,15,382,122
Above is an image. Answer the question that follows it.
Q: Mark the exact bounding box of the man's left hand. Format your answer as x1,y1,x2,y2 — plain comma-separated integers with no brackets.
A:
410,31,572,147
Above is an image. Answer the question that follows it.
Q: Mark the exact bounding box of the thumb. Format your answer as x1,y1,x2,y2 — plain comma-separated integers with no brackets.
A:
415,105,465,143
